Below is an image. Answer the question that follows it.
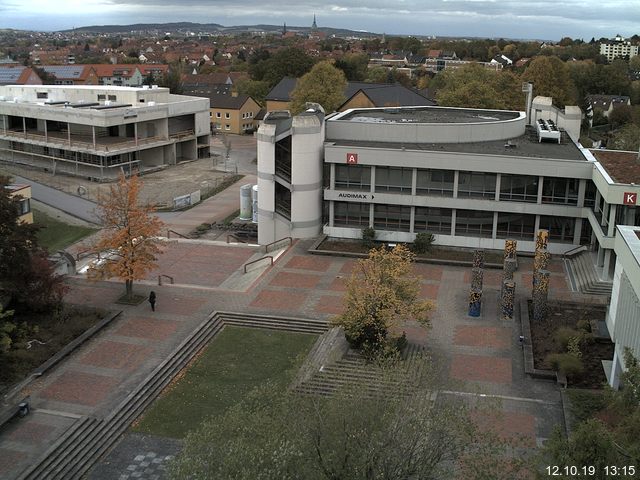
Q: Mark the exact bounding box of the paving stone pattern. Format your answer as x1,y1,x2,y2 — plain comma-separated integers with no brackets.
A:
0,238,592,478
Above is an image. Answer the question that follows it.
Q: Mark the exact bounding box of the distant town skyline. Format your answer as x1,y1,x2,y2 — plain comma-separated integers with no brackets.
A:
0,0,638,41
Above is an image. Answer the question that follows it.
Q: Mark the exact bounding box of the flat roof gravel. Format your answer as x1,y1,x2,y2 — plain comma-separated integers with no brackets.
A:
340,106,520,124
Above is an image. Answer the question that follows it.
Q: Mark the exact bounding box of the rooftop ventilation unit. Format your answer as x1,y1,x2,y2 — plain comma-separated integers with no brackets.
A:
536,118,561,144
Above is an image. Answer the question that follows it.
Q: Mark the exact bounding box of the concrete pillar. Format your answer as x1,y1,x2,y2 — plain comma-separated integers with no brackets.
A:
370,166,376,193
608,204,617,237
330,163,335,189
67,122,71,145
597,245,605,267
134,123,138,146
577,179,586,208
92,125,96,149
328,201,334,227
411,168,417,196
451,209,457,236
495,173,501,202
537,175,544,204
453,170,459,198
609,348,623,390
44,120,48,143
22,117,26,137
492,212,498,239
603,250,612,279
410,206,416,233
573,218,582,245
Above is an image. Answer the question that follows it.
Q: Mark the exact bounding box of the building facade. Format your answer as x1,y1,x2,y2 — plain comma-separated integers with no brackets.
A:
0,85,210,181
7,183,32,224
600,35,639,62
257,99,640,281
606,225,640,388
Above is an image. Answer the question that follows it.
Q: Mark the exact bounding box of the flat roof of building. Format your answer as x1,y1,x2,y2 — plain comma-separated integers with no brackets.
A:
329,128,585,161
335,106,520,124
3,84,168,92
590,149,640,184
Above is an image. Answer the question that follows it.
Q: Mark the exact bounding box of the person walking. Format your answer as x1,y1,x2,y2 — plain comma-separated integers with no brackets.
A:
149,291,156,312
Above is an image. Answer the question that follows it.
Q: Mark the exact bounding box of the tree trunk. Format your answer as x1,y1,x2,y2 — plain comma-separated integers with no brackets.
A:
125,279,133,299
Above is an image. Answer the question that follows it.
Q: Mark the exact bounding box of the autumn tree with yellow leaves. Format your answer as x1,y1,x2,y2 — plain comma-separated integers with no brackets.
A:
332,245,433,357
88,172,163,300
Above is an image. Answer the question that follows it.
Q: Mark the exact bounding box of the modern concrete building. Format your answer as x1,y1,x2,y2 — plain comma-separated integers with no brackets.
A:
599,34,639,62
0,85,211,181
257,97,640,282
607,225,640,388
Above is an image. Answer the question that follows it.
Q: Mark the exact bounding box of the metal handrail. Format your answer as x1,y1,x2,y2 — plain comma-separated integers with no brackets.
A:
158,274,174,286
167,229,188,239
562,244,588,259
243,255,273,273
264,236,292,253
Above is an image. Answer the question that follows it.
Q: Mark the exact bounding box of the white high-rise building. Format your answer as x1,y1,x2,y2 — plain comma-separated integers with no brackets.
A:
600,34,639,62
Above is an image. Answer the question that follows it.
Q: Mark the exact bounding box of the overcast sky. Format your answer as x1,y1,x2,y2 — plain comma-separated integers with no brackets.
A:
1,0,638,40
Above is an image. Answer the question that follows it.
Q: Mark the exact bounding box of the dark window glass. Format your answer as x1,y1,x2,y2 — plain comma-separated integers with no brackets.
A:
496,213,536,240
374,204,411,231
500,174,538,203
414,207,452,234
458,171,496,199
455,209,494,238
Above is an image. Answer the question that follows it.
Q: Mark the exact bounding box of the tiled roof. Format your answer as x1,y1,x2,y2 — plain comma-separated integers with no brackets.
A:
207,92,252,109
587,94,630,111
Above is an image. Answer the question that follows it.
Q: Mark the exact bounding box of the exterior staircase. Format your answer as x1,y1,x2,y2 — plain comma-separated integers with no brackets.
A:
17,312,327,480
564,251,613,296
292,342,428,398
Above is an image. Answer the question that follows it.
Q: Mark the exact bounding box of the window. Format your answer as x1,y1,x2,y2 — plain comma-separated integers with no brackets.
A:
455,209,494,238
335,165,371,190
374,204,411,231
539,215,575,243
541,177,578,205
416,169,454,196
108,95,117,101
225,112,230,119
249,111,254,117
216,112,221,118
97,94,106,101
225,124,230,130
36,92,48,99
414,207,452,234
499,174,538,203
17,198,30,216
375,167,412,194
334,201,370,227
458,171,496,199
496,213,535,240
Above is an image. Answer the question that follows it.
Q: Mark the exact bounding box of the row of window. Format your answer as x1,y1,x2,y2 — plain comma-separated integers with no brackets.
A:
213,111,255,119
334,165,583,206
333,201,578,242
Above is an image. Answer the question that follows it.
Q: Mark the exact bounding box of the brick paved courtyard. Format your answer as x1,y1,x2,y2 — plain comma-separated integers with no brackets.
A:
0,239,582,479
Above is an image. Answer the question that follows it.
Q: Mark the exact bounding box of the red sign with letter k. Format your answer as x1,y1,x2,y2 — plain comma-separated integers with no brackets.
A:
623,192,637,205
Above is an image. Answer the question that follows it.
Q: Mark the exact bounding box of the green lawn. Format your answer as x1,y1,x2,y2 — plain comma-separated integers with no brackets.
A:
33,207,97,252
132,326,318,438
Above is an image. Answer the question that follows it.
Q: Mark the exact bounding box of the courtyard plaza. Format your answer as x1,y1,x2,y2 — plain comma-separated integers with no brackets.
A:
0,232,597,479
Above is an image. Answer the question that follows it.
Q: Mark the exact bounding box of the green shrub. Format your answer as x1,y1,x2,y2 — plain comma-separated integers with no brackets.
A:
361,227,376,248
195,223,211,233
546,353,584,377
567,336,583,359
411,232,435,254
553,327,580,351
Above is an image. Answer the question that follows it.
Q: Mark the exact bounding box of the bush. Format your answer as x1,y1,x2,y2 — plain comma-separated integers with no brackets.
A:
361,227,376,248
546,353,584,377
553,327,580,351
195,223,211,233
411,232,435,254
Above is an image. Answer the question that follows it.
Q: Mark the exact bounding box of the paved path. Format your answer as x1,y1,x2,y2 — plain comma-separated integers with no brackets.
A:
0,238,600,479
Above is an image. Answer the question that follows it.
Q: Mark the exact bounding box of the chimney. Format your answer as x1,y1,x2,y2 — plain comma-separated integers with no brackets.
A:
231,90,238,98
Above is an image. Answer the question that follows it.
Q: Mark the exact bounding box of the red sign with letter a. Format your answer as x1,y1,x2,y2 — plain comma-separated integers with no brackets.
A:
623,192,637,205
346,153,358,165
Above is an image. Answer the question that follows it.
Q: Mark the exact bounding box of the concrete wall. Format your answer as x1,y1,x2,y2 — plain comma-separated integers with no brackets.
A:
326,108,526,144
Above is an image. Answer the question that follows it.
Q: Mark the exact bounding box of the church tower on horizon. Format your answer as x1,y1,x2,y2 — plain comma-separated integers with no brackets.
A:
311,14,317,31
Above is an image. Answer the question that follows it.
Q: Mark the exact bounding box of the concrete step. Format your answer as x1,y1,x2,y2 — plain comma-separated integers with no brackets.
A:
566,252,612,296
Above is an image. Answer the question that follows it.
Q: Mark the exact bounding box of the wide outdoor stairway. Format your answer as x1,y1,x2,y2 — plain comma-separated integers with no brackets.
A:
564,251,613,296
17,312,327,480
292,342,428,398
